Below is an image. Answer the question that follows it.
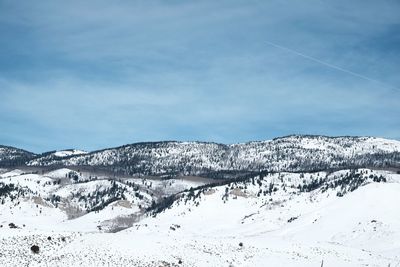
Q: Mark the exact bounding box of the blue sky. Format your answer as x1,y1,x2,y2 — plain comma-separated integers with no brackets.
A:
0,0,399,153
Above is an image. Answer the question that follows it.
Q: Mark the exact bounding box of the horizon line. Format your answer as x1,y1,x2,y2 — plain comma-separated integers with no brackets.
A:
1,134,399,154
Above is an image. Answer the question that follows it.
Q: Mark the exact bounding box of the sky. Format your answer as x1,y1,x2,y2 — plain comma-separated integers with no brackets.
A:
0,0,399,153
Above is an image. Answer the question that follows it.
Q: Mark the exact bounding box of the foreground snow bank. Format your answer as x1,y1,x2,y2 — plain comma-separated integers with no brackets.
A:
1,173,399,266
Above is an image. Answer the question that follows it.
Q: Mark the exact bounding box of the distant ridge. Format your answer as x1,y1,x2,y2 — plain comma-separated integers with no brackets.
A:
1,135,399,178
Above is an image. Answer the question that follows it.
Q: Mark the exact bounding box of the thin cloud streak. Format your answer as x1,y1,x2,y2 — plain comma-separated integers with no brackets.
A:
265,40,400,93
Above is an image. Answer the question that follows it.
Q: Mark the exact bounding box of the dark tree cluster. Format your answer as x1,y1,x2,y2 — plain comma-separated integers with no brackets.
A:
46,194,62,207
298,177,326,192
0,182,30,204
298,170,387,196
66,171,80,182
146,195,177,215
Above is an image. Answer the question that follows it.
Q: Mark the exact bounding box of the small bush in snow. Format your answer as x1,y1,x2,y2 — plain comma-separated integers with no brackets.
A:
31,245,40,254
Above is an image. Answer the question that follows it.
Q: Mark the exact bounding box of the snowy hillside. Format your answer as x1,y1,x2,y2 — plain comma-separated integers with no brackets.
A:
0,145,36,167
25,135,400,177
0,168,399,266
23,149,88,167
0,168,209,233
52,150,87,158
127,170,400,266
1,136,400,266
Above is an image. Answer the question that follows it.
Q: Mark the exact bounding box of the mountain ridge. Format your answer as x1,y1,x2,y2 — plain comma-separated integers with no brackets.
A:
2,134,400,155
1,135,400,178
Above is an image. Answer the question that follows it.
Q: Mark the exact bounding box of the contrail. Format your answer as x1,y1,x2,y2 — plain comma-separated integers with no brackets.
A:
265,40,400,92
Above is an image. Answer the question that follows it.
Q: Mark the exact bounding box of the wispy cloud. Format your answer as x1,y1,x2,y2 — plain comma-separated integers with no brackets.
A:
0,0,399,152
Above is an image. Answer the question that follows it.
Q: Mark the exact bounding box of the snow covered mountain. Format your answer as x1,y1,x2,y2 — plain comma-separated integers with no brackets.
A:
1,135,400,266
0,145,36,167
25,135,400,177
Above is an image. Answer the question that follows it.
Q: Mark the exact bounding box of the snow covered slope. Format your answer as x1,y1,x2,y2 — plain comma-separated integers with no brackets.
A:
25,135,400,177
110,171,399,267
0,168,209,233
53,150,87,158
0,145,36,167
0,135,399,266
0,168,399,266
24,149,88,167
